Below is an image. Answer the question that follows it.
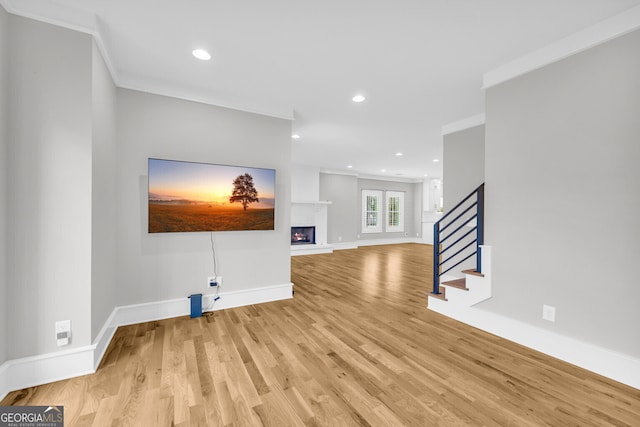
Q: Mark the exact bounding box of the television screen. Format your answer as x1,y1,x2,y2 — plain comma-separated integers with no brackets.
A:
148,158,276,233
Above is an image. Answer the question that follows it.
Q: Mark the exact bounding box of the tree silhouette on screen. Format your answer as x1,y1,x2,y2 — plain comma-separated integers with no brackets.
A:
229,173,259,210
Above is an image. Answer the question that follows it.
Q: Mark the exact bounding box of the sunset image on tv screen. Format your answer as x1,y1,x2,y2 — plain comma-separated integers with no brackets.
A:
148,158,276,233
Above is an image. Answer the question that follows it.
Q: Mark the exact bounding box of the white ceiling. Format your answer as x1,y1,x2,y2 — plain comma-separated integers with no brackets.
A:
6,0,640,180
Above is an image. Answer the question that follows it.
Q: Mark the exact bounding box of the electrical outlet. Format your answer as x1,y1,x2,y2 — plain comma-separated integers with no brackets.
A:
208,276,223,287
542,305,556,322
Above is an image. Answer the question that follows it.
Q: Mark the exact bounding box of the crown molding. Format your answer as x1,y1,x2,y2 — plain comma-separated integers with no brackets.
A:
319,169,425,183
483,5,640,89
3,0,120,85
357,173,424,184
117,73,294,121
318,169,360,178
442,113,485,136
2,0,294,120
3,0,95,34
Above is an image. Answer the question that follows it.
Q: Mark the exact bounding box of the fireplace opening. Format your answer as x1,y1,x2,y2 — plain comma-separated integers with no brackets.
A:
291,226,316,245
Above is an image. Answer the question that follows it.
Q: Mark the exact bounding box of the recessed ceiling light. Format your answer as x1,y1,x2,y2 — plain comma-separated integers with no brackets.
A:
352,94,366,103
192,49,211,61
292,134,300,139
381,169,386,173
433,158,440,162
396,152,403,156
347,165,353,169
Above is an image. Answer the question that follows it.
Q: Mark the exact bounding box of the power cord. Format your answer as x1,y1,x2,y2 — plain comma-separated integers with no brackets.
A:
206,232,221,311
210,232,219,277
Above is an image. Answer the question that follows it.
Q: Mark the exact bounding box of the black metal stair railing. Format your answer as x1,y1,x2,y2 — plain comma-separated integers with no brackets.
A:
432,183,484,295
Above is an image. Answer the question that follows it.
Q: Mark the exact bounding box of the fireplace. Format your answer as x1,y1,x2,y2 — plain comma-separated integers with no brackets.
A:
291,226,316,245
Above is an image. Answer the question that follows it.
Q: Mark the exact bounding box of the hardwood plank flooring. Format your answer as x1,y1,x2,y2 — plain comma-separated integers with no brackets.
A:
2,243,639,426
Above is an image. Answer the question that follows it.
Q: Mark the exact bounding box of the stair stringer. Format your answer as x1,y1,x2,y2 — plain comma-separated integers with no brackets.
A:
428,245,492,314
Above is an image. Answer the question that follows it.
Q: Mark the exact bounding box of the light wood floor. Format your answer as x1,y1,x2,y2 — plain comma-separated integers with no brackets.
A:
3,243,639,426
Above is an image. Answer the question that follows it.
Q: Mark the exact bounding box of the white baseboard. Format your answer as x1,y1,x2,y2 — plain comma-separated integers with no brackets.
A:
428,304,640,390
331,242,359,251
291,237,433,252
430,245,639,390
357,237,425,246
0,346,95,402
92,308,119,370
296,239,427,253
203,283,293,312
111,283,292,327
0,283,293,401
291,244,334,256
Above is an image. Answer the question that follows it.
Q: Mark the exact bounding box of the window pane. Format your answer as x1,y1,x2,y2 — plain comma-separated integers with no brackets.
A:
367,196,377,211
386,192,404,232
362,190,383,233
388,196,399,226
367,212,377,227
365,195,380,227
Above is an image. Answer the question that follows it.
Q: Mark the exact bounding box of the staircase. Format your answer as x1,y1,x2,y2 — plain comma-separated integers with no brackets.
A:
428,184,492,313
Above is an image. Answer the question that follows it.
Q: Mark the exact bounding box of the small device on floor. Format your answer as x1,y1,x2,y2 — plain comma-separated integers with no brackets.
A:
189,293,202,318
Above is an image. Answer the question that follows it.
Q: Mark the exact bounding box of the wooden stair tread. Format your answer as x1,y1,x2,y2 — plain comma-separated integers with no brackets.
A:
461,269,485,277
442,278,468,290
429,286,447,301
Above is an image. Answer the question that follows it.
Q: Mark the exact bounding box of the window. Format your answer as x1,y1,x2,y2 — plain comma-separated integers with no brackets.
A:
386,191,405,232
362,190,383,233
361,190,405,233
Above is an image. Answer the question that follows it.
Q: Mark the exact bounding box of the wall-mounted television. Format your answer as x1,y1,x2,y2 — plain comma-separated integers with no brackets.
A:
148,158,276,233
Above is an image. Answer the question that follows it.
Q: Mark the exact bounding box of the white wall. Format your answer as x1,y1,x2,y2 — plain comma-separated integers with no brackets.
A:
423,178,443,213
6,16,93,358
291,164,320,201
357,178,422,241
483,28,640,357
318,174,423,245
91,41,117,342
319,173,359,244
115,89,291,306
443,124,485,211
0,3,9,365
441,124,485,277
1,11,291,364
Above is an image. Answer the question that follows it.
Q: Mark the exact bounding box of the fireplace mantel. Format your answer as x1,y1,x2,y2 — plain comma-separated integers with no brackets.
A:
291,200,332,205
